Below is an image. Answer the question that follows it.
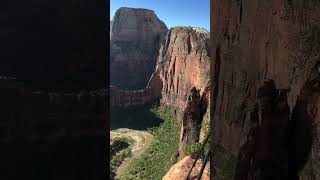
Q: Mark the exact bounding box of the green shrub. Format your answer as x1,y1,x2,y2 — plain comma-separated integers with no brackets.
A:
110,148,132,177
186,142,203,159
123,107,180,180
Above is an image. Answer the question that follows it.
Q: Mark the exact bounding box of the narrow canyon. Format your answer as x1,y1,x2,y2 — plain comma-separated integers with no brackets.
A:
110,7,211,179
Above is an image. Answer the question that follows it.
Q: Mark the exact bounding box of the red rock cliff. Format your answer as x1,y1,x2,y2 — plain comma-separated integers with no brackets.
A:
157,27,210,111
211,0,320,179
156,27,211,160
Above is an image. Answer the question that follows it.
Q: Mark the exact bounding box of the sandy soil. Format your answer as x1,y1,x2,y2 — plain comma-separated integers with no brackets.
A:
111,128,153,179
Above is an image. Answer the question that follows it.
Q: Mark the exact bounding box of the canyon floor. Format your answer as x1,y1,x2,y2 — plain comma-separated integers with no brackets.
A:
111,128,153,179
110,105,180,179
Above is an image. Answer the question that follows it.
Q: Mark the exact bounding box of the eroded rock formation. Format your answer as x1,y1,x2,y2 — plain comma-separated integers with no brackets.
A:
210,0,320,179
156,27,211,159
109,25,211,178
157,27,210,110
110,7,168,89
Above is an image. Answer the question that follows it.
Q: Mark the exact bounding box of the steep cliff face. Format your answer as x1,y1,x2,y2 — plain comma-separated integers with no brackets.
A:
110,7,168,89
156,27,211,159
157,27,210,110
211,0,320,179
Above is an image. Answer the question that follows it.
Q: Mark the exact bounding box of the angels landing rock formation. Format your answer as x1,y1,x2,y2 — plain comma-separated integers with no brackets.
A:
156,27,211,159
211,0,320,179
110,7,168,89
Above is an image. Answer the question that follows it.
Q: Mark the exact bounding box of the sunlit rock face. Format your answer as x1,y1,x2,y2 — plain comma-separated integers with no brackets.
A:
156,27,210,111
156,27,211,161
110,7,168,89
163,156,210,180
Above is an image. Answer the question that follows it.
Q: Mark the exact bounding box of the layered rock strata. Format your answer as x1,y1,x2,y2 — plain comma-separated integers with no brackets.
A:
110,7,168,89
156,27,211,159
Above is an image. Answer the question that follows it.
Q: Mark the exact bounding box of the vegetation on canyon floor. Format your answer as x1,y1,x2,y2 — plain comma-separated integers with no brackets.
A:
122,107,180,180
110,137,133,178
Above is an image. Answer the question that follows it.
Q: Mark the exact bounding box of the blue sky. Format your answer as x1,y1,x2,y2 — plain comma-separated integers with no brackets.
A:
110,0,210,31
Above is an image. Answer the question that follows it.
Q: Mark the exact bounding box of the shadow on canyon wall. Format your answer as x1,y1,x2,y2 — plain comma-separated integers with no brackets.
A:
289,77,320,179
233,80,315,180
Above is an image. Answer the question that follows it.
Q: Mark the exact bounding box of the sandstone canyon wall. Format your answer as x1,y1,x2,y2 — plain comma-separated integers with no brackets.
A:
156,27,211,159
110,7,168,89
110,26,211,162
210,0,320,179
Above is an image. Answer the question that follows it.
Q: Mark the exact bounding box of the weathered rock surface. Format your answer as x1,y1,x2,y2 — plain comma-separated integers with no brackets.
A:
210,0,320,179
156,27,211,159
157,27,210,110
163,156,210,180
110,7,168,89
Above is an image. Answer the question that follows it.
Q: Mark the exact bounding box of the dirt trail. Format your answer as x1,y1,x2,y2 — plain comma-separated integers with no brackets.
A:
111,128,153,179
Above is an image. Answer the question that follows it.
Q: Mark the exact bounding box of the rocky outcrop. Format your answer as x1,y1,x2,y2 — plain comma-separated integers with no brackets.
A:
163,156,210,180
156,27,211,160
157,27,210,110
210,0,320,179
110,7,168,89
